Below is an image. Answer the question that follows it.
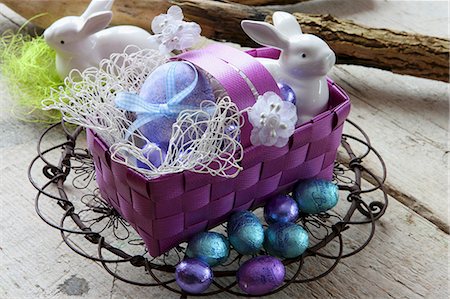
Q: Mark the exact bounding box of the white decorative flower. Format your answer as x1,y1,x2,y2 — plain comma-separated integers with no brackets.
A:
150,6,201,54
248,91,297,147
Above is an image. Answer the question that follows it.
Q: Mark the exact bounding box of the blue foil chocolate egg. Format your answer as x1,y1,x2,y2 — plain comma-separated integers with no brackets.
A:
175,258,213,294
237,255,285,295
138,61,215,152
227,211,264,255
278,82,296,105
264,194,299,225
293,179,339,214
186,232,230,267
264,222,309,259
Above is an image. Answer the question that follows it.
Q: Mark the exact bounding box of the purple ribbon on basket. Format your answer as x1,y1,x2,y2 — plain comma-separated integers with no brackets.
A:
174,44,282,147
115,61,199,139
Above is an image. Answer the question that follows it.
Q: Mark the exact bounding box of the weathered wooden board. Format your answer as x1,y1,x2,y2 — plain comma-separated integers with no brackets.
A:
331,65,449,233
281,0,449,39
0,3,38,34
226,0,311,5
0,1,449,298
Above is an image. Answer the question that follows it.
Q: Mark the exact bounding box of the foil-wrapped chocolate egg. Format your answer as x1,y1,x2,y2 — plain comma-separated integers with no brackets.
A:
264,194,299,224
136,142,166,169
224,124,241,142
278,82,296,105
175,258,213,294
264,222,309,259
237,255,285,295
186,232,230,267
293,179,339,214
227,211,264,255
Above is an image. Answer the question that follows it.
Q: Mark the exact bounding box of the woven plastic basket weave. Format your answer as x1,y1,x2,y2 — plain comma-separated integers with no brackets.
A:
86,45,351,257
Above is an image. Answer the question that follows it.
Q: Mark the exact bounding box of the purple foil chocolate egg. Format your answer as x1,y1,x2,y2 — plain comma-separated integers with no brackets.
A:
237,256,285,295
224,124,240,142
278,82,296,105
264,194,299,225
175,258,213,294
136,142,166,169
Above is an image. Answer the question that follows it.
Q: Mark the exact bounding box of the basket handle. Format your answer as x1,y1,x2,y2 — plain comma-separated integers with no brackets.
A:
175,44,281,147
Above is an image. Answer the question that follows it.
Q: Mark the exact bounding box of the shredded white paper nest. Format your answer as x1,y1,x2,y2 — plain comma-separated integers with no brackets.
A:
43,46,244,178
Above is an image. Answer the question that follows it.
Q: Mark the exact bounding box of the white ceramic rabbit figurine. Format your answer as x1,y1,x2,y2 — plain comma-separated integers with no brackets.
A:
44,0,159,79
241,12,336,125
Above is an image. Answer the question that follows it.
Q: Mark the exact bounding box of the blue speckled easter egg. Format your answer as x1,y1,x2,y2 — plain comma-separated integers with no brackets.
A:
175,258,213,294
293,179,339,214
237,255,285,295
138,61,215,152
227,211,264,255
186,232,230,267
264,194,299,225
264,222,309,259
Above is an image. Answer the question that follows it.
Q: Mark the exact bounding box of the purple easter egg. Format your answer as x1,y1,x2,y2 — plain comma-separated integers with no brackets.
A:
224,124,241,143
237,256,285,295
175,258,213,294
138,61,215,152
278,82,296,105
136,142,166,169
264,194,299,225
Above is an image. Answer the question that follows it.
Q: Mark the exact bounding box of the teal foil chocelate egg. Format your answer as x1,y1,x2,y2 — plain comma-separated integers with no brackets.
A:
185,232,230,267
293,179,339,214
227,211,264,255
264,222,309,259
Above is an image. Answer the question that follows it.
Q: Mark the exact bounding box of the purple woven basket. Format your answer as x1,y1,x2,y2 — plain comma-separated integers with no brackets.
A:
86,45,351,257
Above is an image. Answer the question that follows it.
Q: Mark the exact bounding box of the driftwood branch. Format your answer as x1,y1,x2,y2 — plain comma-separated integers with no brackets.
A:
281,14,450,82
3,0,449,82
225,0,311,5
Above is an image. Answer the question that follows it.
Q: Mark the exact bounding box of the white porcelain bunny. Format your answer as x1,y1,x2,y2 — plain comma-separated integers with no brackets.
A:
44,0,159,79
241,12,336,125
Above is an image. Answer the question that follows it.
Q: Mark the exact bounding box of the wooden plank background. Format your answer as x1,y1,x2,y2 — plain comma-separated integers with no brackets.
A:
0,1,448,298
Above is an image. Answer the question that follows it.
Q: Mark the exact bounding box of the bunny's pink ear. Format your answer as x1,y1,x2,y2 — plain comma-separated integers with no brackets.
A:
241,20,289,50
80,11,113,36
273,11,302,38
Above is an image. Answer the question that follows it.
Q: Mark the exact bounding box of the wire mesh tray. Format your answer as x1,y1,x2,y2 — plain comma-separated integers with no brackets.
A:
28,119,387,297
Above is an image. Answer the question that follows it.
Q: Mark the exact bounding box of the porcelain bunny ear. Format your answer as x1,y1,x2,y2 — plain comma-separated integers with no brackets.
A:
272,11,302,38
81,0,114,19
80,11,113,36
241,20,289,50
